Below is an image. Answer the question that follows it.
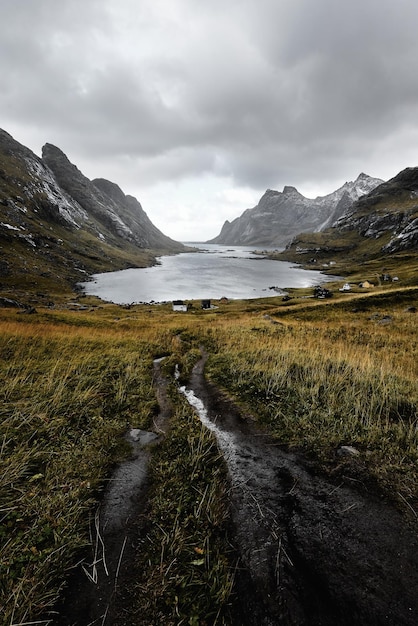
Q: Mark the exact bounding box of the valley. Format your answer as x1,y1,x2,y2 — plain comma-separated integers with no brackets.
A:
1,128,418,625
1,283,417,625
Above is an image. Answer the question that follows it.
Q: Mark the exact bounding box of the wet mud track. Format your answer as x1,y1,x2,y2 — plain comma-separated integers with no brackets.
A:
185,353,418,626
52,429,154,626
52,358,172,626
52,353,418,625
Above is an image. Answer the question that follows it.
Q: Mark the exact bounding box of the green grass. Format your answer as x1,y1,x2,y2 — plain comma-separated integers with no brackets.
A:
1,284,418,624
131,396,234,626
204,290,418,506
0,318,158,624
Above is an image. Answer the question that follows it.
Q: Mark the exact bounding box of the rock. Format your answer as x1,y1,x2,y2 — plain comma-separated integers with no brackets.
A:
0,261,10,276
17,306,37,314
0,296,23,308
337,445,360,457
129,428,159,445
378,315,393,324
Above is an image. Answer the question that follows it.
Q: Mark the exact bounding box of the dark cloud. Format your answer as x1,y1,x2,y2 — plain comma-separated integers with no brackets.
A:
2,0,418,238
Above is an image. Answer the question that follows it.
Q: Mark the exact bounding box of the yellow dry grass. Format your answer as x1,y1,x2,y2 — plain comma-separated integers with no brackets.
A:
1,288,417,624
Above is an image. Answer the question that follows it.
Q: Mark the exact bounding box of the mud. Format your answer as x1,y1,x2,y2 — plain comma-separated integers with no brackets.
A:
184,352,418,626
51,358,171,626
52,353,418,625
51,429,152,626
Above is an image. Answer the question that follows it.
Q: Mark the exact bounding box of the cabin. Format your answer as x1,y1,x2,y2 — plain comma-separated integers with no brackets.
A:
339,283,351,292
172,300,188,312
201,299,211,309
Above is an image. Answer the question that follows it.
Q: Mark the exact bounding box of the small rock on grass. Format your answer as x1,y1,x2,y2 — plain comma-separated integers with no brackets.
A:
337,445,360,457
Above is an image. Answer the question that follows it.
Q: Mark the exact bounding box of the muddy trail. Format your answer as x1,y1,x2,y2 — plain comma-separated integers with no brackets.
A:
52,353,418,625
51,428,154,626
183,353,418,626
51,358,172,626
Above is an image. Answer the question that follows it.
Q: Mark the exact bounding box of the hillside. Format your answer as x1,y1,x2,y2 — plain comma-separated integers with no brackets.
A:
0,129,184,299
277,167,418,278
208,173,383,247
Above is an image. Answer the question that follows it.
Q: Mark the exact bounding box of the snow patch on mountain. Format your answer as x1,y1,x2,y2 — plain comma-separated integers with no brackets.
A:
209,173,384,247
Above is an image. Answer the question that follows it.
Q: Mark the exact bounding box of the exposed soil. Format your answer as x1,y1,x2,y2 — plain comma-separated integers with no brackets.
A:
51,429,153,626
51,358,172,626
186,353,418,626
52,353,418,626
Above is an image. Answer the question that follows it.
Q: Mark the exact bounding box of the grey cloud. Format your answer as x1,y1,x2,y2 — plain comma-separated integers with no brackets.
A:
2,0,418,198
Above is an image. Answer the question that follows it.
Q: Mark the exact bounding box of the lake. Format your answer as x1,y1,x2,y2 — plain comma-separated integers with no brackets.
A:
80,243,341,304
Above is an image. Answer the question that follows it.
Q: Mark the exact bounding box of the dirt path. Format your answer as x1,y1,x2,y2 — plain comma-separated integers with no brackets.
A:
52,358,172,626
185,352,418,626
52,354,418,625
51,430,153,626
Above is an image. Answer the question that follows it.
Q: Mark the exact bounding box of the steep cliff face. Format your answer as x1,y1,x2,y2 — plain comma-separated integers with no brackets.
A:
0,129,87,229
209,173,383,247
282,167,418,262
0,129,184,293
92,178,178,250
334,168,418,253
42,144,181,250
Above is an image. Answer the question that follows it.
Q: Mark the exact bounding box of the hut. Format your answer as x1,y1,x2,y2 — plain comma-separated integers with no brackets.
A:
172,300,188,312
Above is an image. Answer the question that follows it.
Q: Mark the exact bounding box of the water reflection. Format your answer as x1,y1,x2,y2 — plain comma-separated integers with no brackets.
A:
80,243,341,303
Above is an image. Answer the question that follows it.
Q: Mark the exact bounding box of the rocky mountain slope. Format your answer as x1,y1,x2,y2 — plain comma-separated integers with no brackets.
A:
41,144,179,251
0,129,184,296
279,167,418,269
209,173,383,247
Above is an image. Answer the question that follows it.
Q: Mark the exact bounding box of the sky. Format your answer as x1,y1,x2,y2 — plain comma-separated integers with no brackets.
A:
2,0,418,241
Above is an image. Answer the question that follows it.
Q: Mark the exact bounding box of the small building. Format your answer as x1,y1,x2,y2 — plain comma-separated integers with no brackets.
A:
201,299,211,309
172,300,188,312
339,283,351,292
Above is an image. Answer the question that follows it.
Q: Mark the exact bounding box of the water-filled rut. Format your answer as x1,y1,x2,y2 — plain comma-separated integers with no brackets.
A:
52,428,156,626
181,352,418,626
53,352,418,625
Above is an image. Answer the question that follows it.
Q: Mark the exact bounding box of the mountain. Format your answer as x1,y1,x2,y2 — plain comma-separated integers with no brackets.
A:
0,129,184,297
208,173,383,247
280,167,418,265
41,144,179,251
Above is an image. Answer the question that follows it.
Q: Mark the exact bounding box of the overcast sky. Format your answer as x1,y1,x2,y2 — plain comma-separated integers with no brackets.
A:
2,0,418,241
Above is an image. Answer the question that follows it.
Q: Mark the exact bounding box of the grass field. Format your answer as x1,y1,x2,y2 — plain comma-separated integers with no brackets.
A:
1,284,417,624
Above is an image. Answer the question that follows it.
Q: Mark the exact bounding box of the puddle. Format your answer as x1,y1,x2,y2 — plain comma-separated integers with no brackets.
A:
100,429,157,534
178,382,245,484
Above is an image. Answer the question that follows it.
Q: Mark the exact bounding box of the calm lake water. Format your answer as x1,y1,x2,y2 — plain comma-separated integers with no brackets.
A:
80,244,341,304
